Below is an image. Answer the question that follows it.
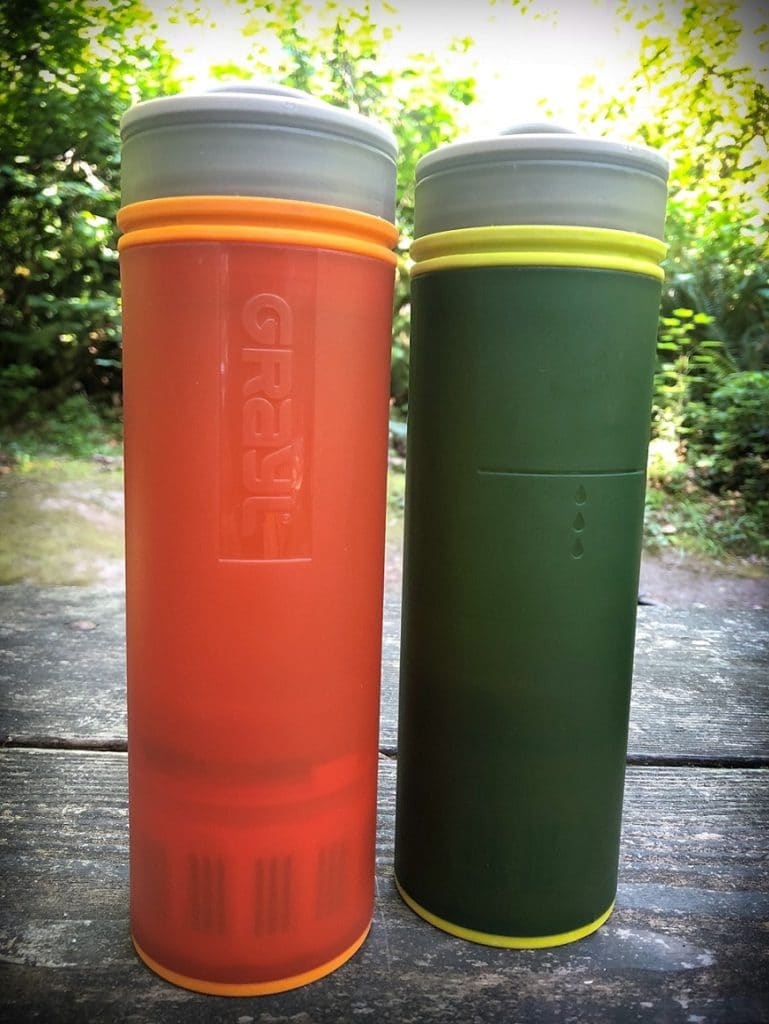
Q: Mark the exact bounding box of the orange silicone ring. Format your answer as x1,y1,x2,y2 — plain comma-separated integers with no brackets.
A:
117,195,398,265
132,922,371,996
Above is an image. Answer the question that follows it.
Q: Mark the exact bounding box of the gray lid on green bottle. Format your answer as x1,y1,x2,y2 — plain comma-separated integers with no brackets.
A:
120,82,397,222
414,123,669,240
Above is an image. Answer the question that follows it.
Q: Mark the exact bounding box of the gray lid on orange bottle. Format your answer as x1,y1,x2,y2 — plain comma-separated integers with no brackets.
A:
414,123,669,240
120,82,397,222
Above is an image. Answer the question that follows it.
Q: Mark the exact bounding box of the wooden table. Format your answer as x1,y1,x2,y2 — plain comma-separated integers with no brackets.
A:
1,585,768,1023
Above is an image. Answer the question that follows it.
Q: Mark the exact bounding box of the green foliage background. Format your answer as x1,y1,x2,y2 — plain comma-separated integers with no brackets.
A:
0,0,179,422
580,0,769,531
0,0,767,536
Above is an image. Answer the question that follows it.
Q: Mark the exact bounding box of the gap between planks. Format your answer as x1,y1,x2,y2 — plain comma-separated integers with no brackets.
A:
2,737,768,770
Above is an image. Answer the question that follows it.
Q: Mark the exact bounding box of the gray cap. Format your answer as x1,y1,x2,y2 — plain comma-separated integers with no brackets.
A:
120,82,397,222
414,124,668,240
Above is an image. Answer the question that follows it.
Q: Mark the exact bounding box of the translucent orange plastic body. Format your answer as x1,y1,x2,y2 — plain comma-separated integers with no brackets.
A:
120,203,396,992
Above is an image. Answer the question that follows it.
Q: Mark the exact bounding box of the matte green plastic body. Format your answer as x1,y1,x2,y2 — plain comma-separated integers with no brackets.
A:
395,266,662,940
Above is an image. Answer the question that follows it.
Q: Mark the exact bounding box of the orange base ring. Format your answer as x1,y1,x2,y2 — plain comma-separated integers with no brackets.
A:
132,924,371,996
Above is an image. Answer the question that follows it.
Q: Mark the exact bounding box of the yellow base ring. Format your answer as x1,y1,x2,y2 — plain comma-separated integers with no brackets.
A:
132,923,370,996
395,878,614,949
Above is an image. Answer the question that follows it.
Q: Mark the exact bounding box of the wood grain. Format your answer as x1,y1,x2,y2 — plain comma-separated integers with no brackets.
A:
0,586,126,745
1,748,767,1023
2,587,767,760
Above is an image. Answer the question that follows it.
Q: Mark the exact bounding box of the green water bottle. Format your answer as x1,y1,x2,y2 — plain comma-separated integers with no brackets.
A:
395,124,669,947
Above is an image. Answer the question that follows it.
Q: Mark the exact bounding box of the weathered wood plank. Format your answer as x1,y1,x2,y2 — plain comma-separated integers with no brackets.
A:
629,608,769,761
0,586,126,745
383,600,769,760
1,749,768,1023
1,587,768,759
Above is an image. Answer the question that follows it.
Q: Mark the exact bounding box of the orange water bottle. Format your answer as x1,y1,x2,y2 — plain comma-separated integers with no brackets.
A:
118,83,397,994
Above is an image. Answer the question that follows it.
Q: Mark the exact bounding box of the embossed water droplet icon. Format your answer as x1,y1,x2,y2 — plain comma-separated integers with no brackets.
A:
573,512,585,532
572,538,584,559
575,485,587,506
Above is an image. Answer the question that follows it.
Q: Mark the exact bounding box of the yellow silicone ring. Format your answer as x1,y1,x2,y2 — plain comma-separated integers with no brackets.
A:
132,923,370,996
410,225,666,280
118,195,398,266
395,878,615,949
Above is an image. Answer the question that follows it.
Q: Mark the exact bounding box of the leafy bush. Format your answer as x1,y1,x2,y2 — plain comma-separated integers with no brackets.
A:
581,0,768,376
0,393,121,458
0,0,179,427
0,363,41,421
653,308,733,440
688,371,769,524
